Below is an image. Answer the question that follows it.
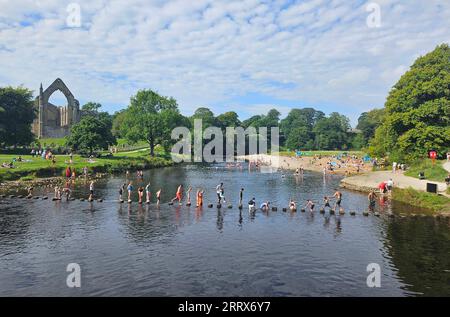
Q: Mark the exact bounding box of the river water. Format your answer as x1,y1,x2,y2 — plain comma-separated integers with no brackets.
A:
0,164,449,296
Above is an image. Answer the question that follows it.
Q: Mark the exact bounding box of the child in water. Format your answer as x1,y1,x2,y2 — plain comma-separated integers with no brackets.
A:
196,189,204,207
145,183,151,204
156,189,161,206
171,185,183,205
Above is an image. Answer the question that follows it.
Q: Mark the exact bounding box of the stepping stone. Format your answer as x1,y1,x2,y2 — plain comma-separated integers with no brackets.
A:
319,208,325,213
300,208,305,212
97,199,103,202
52,198,60,201
42,196,48,200
208,203,213,208
217,204,222,209
282,208,287,212
146,201,150,205
272,207,277,211
349,211,356,216
17,195,24,199
291,209,297,212
79,198,85,201
329,209,335,215
388,213,395,218
238,204,243,210
9,195,15,198
227,205,232,209
128,200,132,204
339,209,345,215
374,212,380,217
27,195,33,199
186,203,191,206
119,200,124,203
33,196,40,199
363,211,369,216
69,198,76,201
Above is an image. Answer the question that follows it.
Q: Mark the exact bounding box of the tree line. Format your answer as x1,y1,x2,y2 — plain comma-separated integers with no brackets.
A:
0,43,448,160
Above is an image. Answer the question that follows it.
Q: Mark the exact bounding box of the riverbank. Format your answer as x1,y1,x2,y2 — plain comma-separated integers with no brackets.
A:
243,153,372,175
242,154,450,214
0,151,173,189
340,170,450,214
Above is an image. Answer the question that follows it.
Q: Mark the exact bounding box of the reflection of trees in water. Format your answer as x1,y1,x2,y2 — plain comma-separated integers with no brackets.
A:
0,203,32,250
385,217,450,296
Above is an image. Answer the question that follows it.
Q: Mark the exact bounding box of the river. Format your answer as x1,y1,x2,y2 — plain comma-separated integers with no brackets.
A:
0,164,449,296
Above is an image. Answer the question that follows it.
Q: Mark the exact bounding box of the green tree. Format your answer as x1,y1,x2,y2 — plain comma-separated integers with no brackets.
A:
216,111,240,129
356,108,385,146
121,89,185,156
112,109,126,138
190,107,217,129
0,86,35,147
280,108,325,149
370,44,450,160
66,116,116,155
313,113,351,150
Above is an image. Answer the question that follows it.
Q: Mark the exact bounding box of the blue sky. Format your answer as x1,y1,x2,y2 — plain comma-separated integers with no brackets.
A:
0,0,449,126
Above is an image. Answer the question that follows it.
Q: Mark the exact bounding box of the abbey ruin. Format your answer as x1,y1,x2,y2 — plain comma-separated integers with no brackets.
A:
32,78,81,138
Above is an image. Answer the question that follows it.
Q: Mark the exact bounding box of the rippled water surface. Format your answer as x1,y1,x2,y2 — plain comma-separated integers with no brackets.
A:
0,164,449,296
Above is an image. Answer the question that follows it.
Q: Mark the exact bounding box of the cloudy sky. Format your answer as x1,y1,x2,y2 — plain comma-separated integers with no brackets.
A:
0,0,449,125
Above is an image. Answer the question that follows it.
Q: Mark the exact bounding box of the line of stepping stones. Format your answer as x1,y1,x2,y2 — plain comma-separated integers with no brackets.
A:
0,194,412,218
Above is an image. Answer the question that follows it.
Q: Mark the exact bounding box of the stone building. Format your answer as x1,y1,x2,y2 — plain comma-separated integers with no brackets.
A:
32,78,81,138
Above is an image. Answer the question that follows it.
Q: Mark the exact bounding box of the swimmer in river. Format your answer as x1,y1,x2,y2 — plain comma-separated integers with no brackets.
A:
368,190,377,210
260,201,270,211
54,186,61,200
127,181,133,202
289,199,297,211
248,197,256,211
63,187,71,201
171,185,183,205
186,186,192,205
119,183,126,202
239,188,244,206
196,188,204,207
156,189,161,206
332,189,342,210
323,196,331,209
145,182,151,204
216,183,224,203
88,181,94,201
305,199,315,212
138,186,144,204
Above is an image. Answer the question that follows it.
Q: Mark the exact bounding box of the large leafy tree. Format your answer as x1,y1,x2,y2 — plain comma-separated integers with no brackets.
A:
280,108,325,149
121,89,186,156
313,112,351,150
370,44,450,160
0,86,35,147
356,108,385,146
66,116,116,155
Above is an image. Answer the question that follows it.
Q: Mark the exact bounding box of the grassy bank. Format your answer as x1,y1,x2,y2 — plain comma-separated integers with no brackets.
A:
0,151,173,182
392,187,450,213
404,160,448,182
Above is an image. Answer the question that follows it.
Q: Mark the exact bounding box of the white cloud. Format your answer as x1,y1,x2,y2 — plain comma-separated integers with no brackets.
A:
0,0,449,125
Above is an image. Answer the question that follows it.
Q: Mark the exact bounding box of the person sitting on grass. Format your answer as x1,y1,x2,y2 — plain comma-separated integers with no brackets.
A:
445,174,450,186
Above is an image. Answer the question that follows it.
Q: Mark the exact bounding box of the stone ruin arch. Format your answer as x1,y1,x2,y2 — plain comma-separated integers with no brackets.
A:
32,78,81,138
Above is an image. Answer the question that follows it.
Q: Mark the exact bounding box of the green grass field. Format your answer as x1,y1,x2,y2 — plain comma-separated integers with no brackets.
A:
0,149,172,182
392,187,450,213
404,160,448,182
